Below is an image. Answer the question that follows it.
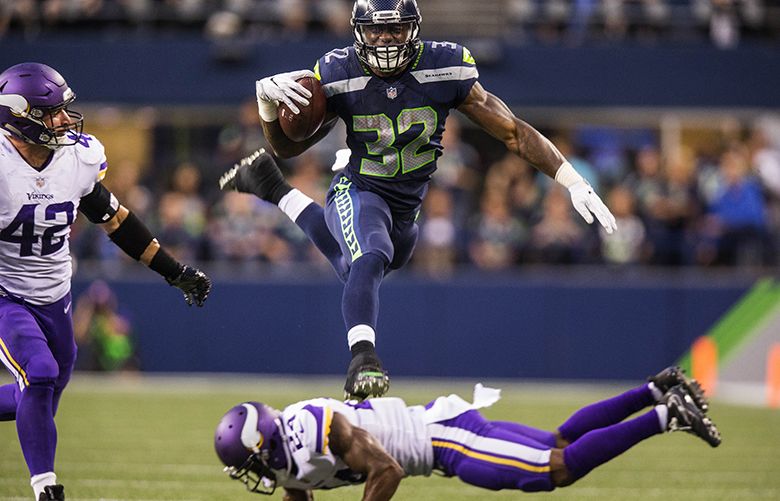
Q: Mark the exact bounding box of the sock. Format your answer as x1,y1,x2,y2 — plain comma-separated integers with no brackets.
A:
31,472,57,500
283,197,349,281
342,253,385,333
16,383,57,475
558,385,655,443
0,383,20,421
348,326,376,350
648,382,664,401
562,408,663,481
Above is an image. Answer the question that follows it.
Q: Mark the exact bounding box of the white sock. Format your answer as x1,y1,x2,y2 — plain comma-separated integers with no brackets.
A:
648,382,664,401
654,405,669,431
347,324,376,349
278,189,314,222
31,472,57,500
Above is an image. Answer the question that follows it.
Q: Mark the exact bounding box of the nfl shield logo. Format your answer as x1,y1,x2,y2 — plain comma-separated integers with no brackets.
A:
35,177,46,188
386,87,398,100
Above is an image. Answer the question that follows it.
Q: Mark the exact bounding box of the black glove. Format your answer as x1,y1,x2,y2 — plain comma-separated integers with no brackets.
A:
166,265,212,307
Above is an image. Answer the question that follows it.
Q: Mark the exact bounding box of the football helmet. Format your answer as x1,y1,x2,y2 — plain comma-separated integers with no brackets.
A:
214,402,288,495
351,0,422,74
0,62,84,150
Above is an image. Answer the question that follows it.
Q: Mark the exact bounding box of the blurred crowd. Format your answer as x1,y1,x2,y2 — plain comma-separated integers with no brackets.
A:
68,102,780,277
1,0,778,48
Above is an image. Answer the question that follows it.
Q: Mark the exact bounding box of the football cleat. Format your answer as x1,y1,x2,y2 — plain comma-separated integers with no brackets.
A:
649,366,708,412
661,385,721,447
218,148,291,205
344,352,390,401
39,484,65,501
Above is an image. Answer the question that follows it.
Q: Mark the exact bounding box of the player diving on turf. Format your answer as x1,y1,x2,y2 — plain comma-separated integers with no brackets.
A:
214,367,720,500
219,0,617,401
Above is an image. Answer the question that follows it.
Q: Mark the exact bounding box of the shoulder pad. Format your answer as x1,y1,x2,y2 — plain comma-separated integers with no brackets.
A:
420,41,477,69
73,132,108,181
315,46,361,85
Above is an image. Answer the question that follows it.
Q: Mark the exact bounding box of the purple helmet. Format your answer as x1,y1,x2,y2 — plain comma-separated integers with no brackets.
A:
214,402,288,495
0,62,84,149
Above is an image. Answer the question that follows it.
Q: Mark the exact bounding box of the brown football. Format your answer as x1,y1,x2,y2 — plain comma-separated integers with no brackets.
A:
278,76,327,142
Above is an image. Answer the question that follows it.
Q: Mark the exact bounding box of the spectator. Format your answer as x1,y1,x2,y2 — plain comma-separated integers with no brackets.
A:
527,185,589,264
73,280,137,372
701,143,771,265
415,186,458,277
600,184,648,265
468,189,527,270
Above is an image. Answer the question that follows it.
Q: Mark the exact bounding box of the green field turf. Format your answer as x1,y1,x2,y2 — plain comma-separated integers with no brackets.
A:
0,374,778,501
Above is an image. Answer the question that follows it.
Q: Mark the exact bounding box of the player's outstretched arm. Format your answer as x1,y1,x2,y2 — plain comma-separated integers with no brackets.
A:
79,184,211,306
328,413,404,501
458,83,617,233
256,70,338,158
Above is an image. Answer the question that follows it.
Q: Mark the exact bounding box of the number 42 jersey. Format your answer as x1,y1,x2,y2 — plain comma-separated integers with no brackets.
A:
0,134,107,305
315,41,478,214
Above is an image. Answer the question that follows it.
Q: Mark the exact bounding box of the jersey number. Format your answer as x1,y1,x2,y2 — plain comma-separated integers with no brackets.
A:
353,107,438,177
0,202,75,257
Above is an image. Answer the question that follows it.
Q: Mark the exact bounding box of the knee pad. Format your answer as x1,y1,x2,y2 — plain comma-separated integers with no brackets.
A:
24,354,59,387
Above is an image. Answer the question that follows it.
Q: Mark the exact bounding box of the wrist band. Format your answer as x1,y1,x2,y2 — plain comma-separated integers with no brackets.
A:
257,98,278,122
554,161,584,189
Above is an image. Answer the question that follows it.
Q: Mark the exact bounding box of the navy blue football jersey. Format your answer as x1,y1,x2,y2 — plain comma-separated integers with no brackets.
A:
314,41,478,213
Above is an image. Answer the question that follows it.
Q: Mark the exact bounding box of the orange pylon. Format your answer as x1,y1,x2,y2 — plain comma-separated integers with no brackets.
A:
691,336,718,397
767,344,780,409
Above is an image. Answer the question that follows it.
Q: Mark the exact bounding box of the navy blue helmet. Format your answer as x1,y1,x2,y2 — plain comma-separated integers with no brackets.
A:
351,0,422,73
0,62,83,149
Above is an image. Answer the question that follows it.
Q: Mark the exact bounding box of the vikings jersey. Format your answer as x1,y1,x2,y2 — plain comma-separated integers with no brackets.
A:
315,41,478,213
274,396,433,491
0,133,107,305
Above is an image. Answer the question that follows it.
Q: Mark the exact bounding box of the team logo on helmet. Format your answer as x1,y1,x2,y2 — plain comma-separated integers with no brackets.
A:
0,62,84,150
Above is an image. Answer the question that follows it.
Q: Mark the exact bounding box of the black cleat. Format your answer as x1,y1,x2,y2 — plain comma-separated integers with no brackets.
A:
344,351,390,401
649,366,709,412
661,385,721,447
39,484,65,501
218,148,291,204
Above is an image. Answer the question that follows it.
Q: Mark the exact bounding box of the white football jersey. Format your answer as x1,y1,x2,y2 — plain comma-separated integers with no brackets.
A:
274,397,433,491
0,134,107,305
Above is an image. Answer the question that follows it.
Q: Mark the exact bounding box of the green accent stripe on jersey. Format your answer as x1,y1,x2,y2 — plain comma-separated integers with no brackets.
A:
314,61,321,80
678,278,780,373
333,178,363,262
410,43,425,70
463,46,475,65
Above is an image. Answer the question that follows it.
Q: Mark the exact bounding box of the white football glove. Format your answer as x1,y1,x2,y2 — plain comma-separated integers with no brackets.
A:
255,69,316,122
331,148,351,172
568,180,617,234
555,161,617,234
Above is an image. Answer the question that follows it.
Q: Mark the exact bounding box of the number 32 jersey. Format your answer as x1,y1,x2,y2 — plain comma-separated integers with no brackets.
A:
315,41,478,214
0,134,107,305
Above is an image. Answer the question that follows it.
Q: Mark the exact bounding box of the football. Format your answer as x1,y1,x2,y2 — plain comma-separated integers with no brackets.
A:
278,76,327,142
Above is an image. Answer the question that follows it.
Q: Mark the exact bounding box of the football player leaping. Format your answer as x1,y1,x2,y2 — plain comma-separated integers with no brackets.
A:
219,0,616,401
0,62,211,501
